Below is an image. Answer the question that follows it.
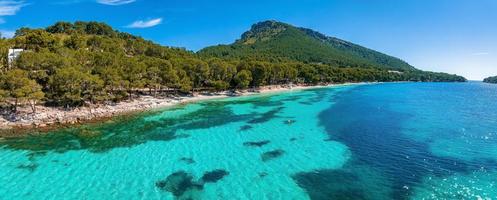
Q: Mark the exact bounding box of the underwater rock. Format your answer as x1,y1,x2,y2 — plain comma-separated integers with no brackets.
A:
76,129,102,139
248,107,285,124
292,170,368,200
239,125,253,131
156,169,228,198
200,169,229,183
179,157,195,164
175,134,191,139
174,104,257,131
261,149,285,162
16,163,38,172
155,171,203,198
147,131,177,141
27,151,47,161
280,95,305,102
243,140,270,147
283,119,296,125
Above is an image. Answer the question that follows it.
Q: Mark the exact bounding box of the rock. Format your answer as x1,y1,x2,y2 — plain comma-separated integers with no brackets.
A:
243,140,270,147
155,171,203,198
261,149,286,162
200,169,229,183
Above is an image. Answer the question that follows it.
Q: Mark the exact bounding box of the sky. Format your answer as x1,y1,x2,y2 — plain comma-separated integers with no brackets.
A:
0,0,496,80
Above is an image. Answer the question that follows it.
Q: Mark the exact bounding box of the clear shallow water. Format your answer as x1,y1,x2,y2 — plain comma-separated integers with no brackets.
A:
1,82,496,199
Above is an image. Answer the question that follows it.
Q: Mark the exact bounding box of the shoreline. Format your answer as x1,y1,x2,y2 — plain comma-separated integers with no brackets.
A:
0,83,364,137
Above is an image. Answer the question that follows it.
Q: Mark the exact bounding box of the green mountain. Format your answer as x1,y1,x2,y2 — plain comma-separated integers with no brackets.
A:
483,76,497,84
199,20,415,71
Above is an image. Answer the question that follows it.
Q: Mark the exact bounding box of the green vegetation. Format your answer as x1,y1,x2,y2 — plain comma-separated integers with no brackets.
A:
0,20,466,110
0,69,44,112
483,76,497,84
199,20,415,71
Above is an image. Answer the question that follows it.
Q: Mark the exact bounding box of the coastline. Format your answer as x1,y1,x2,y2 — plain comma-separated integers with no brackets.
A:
0,83,363,137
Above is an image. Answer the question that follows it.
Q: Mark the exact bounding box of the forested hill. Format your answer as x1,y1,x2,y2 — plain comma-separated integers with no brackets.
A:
199,20,414,71
483,76,497,84
0,21,465,109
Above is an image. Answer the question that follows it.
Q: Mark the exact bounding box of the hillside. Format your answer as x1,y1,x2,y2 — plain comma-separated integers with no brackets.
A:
483,76,497,84
199,20,414,71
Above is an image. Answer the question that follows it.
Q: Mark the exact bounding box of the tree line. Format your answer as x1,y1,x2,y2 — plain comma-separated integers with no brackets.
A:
0,21,466,112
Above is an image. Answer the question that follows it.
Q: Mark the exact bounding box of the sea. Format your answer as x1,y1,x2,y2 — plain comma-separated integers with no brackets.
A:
1,82,496,200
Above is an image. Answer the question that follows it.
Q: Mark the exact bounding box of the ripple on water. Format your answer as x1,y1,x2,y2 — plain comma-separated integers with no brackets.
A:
0,86,353,199
412,170,497,199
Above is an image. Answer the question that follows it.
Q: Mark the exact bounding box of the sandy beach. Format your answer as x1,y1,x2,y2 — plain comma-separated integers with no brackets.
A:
0,84,360,133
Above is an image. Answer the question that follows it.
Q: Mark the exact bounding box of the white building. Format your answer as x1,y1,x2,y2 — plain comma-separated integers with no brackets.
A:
8,49,24,65
388,70,404,74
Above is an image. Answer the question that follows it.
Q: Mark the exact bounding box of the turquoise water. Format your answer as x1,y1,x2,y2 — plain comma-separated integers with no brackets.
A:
1,82,496,199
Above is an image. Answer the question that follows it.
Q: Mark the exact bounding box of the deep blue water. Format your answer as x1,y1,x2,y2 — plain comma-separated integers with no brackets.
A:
1,82,496,199
295,82,497,199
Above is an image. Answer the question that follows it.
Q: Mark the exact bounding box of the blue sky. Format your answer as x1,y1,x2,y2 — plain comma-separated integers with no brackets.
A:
0,0,496,80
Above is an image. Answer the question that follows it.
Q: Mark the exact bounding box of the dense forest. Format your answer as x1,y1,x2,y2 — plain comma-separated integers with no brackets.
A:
483,76,497,84
0,21,466,110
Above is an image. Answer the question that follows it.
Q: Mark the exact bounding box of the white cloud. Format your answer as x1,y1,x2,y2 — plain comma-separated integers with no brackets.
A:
0,30,15,38
0,0,27,16
97,0,135,5
472,52,490,56
126,18,162,28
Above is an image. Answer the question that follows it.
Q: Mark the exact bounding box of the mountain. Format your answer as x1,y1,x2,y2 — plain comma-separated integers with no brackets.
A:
199,20,415,71
483,76,497,84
